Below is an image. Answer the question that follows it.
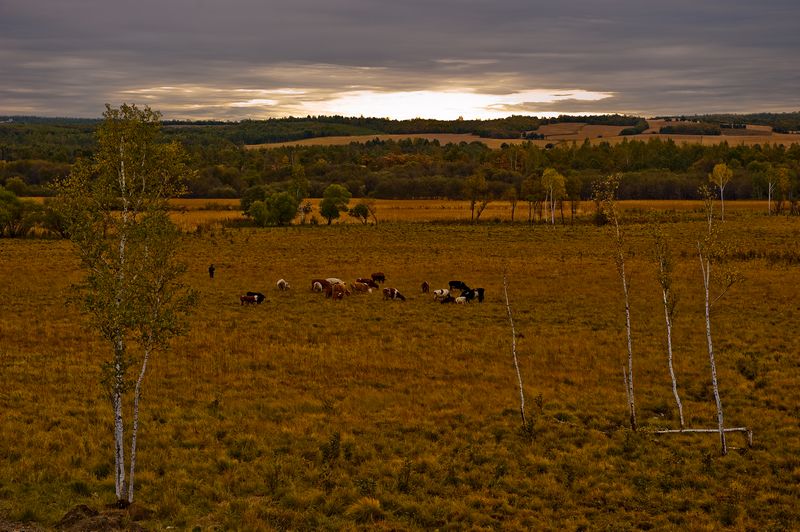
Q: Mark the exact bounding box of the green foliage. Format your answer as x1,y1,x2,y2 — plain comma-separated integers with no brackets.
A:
247,192,301,226
659,122,721,135
319,184,351,224
348,202,371,225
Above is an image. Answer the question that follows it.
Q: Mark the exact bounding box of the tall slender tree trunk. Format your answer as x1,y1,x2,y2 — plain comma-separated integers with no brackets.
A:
502,273,526,428
700,250,727,454
621,257,636,431
128,342,152,503
662,288,685,429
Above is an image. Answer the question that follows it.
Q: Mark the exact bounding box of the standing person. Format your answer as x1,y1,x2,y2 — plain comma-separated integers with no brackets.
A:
208,263,215,279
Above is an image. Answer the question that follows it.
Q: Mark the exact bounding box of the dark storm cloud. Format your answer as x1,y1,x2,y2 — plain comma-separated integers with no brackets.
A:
1,0,798,118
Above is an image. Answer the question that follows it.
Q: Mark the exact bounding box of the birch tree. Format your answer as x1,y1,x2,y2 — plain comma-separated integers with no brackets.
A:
595,174,636,431
541,168,565,225
697,185,741,455
651,223,685,429
709,163,733,221
57,104,195,505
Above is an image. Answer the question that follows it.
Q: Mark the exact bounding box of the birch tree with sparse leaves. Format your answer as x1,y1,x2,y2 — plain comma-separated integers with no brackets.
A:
697,184,742,455
56,104,195,505
595,174,637,431
651,222,685,429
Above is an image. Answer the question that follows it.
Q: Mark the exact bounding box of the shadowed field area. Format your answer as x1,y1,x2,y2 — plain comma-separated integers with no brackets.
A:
1,211,799,529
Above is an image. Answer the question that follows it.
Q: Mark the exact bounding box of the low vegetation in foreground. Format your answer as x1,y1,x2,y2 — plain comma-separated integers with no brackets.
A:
1,204,799,530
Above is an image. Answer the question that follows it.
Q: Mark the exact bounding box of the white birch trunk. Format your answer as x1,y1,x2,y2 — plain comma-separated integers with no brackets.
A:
719,185,726,221
502,273,526,427
128,342,152,503
114,139,129,501
699,248,727,455
617,220,636,431
112,376,125,500
662,288,685,429
768,182,774,215
621,258,636,431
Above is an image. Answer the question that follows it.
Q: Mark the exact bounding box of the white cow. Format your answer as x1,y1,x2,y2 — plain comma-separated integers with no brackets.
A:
432,288,450,301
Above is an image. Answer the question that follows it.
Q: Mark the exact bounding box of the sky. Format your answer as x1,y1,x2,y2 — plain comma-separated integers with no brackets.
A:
1,0,799,121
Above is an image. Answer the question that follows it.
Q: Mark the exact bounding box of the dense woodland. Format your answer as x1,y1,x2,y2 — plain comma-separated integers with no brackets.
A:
1,114,799,205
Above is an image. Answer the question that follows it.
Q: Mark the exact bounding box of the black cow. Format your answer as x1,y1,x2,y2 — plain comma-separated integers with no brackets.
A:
475,287,485,303
246,291,266,304
449,280,470,292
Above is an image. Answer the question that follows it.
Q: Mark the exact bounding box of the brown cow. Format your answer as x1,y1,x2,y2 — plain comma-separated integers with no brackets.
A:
351,281,372,293
240,294,259,305
332,283,348,300
371,272,386,284
382,287,406,301
421,281,430,293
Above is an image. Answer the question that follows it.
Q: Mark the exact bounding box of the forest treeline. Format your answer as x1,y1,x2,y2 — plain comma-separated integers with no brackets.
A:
1,114,799,203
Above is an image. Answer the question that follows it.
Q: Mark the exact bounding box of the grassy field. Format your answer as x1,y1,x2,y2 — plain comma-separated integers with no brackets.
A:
1,205,799,529
245,123,800,150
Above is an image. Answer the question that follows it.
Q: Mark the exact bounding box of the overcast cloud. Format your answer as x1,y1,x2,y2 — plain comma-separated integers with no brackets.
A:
1,0,798,119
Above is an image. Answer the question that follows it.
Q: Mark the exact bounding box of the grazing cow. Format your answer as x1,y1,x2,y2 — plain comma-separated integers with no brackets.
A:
371,272,386,284
440,295,456,304
356,277,379,289
455,296,468,304
240,294,259,305
246,291,266,303
351,281,372,293
332,283,347,300
276,279,290,291
432,288,450,301
383,287,406,301
311,279,331,292
475,287,485,303
449,280,470,292
421,281,430,293
326,277,345,286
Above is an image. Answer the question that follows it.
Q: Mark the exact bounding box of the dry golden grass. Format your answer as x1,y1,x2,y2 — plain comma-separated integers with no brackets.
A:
1,208,799,529
167,199,773,231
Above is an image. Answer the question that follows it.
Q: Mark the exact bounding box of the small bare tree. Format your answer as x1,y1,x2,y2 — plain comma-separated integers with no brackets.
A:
502,270,528,431
651,222,685,429
595,174,636,431
697,185,742,455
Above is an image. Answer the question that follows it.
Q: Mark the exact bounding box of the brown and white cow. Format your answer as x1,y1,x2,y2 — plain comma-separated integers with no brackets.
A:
240,294,259,305
332,283,348,300
382,287,406,301
351,281,372,293
276,278,290,291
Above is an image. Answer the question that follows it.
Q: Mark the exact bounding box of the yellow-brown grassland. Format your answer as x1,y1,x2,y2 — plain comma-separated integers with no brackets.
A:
1,202,799,529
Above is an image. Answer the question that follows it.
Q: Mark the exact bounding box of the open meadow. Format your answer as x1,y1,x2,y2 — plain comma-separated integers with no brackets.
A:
1,204,799,529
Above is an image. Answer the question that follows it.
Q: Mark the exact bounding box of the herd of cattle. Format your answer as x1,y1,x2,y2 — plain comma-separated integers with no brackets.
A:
239,272,485,305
